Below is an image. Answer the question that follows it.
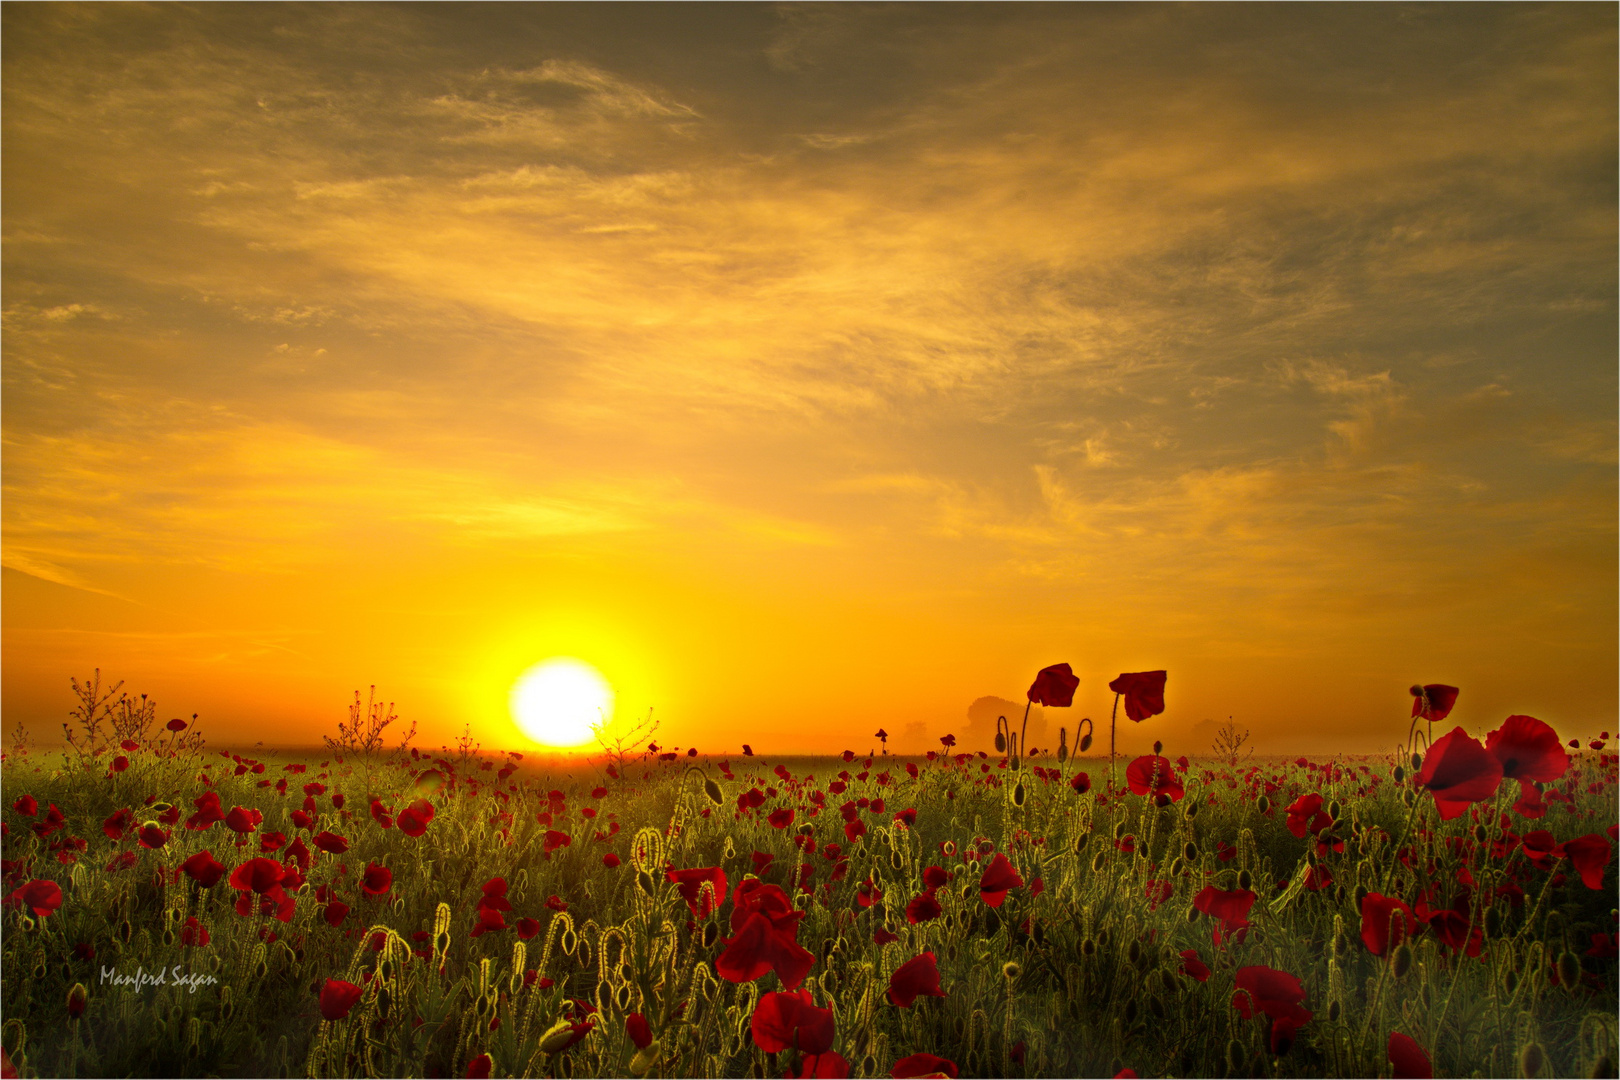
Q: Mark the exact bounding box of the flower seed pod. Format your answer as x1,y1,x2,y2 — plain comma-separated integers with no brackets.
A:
1127,940,1141,965
1226,1040,1245,1072
1238,869,1253,891
1002,961,1021,980
1484,907,1502,938
1074,834,1090,854
1080,733,1093,753
701,923,719,949
1081,938,1096,956
1183,842,1199,862
1091,850,1107,872
1392,764,1405,783
1013,782,1026,807
1148,994,1166,1020
1557,952,1579,988
539,1018,580,1054
703,779,723,806
636,870,656,896
1391,944,1413,979
1256,796,1270,814
1410,751,1423,772
66,983,87,1019
995,732,1006,753
1327,999,1341,1023
1520,1043,1546,1077
1184,800,1199,818
1123,998,1139,1024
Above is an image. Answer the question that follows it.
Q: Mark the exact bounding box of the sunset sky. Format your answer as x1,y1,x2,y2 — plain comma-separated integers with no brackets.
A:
4,4,1615,757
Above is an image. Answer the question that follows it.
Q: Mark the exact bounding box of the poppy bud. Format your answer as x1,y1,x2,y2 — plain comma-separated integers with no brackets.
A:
1238,869,1253,891
434,931,450,956
1256,796,1270,814
66,982,87,1019
1091,850,1107,872
1520,1043,1545,1077
942,840,956,856
1074,834,1090,854
859,1055,877,1077
119,919,133,943
979,839,995,855
220,986,234,1022
889,849,904,872
1391,944,1413,979
1184,800,1199,818
1328,799,1341,820
1123,999,1139,1024
560,929,577,955
1557,952,1579,988
162,929,175,947
1332,930,1347,956
1148,994,1166,1020
1392,764,1405,783
636,870,656,896
1401,789,1416,807
703,780,722,806
538,1018,580,1054
1353,885,1369,911
1001,961,1021,980
1185,906,1199,924
615,983,633,1012
1327,999,1341,1022
1502,968,1518,993
1183,842,1198,862
1484,907,1502,938
995,732,1006,753
1226,1040,1245,1072
984,909,1001,936
701,923,718,949
1591,1055,1613,1079
1080,733,1093,753
1113,821,1128,839
1082,937,1096,956
1410,752,1423,773
629,1045,660,1077
1153,740,1162,755
1013,783,1026,807
1127,940,1141,965
1169,856,1184,877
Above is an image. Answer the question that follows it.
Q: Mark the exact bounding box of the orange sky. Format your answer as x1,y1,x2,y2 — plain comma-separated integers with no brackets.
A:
4,5,1615,757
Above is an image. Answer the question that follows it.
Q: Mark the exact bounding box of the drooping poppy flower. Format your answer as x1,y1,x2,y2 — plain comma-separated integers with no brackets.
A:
1269,1017,1299,1056
1284,793,1332,839
1125,756,1184,803
905,892,942,924
319,979,364,1021
397,799,435,838
361,862,392,897
102,808,136,841
1359,893,1416,957
1231,965,1312,1025
1178,949,1210,982
1193,886,1256,945
891,1052,958,1079
1109,671,1168,722
1562,833,1612,890
626,1012,653,1050
312,831,349,855
179,915,210,947
228,858,284,895
978,852,1023,907
1486,715,1568,784
181,850,227,888
886,951,946,1007
789,1052,851,1079
1028,663,1080,708
11,795,38,817
1413,728,1503,820
1410,684,1459,723
667,866,728,920
5,879,63,918
731,879,804,937
1070,772,1091,794
715,912,816,989
750,990,836,1054
545,895,568,912
1388,1033,1432,1079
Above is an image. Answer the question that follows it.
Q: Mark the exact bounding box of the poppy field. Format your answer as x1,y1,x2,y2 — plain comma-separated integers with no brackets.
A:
1,675,1617,1079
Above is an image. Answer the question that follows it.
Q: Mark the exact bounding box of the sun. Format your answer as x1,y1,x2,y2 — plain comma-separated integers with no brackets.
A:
510,658,613,748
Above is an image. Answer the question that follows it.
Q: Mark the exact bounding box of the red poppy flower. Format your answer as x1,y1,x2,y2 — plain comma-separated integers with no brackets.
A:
167,717,188,732
668,866,728,919
397,799,435,838
874,927,899,945
1410,684,1459,723
1486,715,1568,783
1125,756,1184,803
1193,886,1256,945
468,905,507,938
1178,949,1210,982
856,878,883,907
1028,663,1080,708
844,818,867,843
1109,671,1167,722
311,831,347,855
186,792,225,831
790,1052,851,1079
104,850,137,872
1414,728,1503,820
715,912,816,989
1510,779,1547,819
465,1054,493,1079
1284,793,1332,838
543,829,572,853
369,800,394,829
1231,965,1312,1025
603,853,621,868
1359,893,1416,957
102,808,136,841
319,978,364,1021
181,850,227,888
923,865,950,890
1144,880,1173,909
228,858,284,894
360,862,391,897
5,879,63,918
1426,909,1483,957
11,795,38,817
769,808,796,830
1070,772,1091,794
905,892,942,924
110,756,129,774
517,917,541,939
886,951,946,1007
978,852,1024,908
626,1012,653,1049
179,915,210,947
225,807,263,835
137,824,169,849
750,989,835,1054
731,879,804,937
894,808,917,828
891,1052,958,1079
1388,1033,1432,1079
1562,833,1612,890
323,900,349,927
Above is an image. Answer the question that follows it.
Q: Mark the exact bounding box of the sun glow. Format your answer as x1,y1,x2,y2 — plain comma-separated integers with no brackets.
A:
510,658,613,748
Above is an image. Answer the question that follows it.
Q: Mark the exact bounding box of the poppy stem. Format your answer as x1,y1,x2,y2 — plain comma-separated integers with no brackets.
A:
1109,693,1120,793
1378,790,1423,894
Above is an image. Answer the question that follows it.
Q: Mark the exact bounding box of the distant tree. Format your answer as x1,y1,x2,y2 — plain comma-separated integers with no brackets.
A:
593,707,658,779
1211,717,1253,767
